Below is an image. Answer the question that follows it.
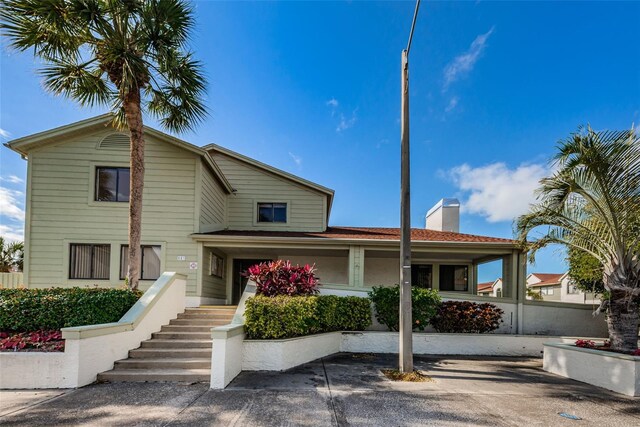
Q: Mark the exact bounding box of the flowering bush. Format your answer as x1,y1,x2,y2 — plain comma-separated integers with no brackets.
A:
368,286,441,331
431,301,503,333
575,339,597,348
0,330,64,352
243,260,320,296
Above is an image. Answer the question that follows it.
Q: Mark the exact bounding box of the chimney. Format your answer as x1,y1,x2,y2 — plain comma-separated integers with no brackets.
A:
425,198,460,233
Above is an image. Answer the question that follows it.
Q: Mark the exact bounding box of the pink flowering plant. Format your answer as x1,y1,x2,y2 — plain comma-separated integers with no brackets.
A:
243,260,320,296
575,339,597,348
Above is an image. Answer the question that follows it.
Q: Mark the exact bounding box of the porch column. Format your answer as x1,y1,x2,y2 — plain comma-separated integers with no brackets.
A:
348,245,365,288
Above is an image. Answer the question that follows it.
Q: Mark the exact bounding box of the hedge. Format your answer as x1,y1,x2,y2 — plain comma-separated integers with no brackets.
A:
368,285,441,331
0,287,142,332
244,295,372,339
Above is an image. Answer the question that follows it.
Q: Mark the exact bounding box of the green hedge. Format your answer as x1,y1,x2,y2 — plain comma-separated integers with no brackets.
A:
368,285,441,331
244,295,372,339
0,287,142,332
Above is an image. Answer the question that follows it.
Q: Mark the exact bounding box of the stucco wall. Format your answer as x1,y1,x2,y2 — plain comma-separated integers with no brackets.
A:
283,255,348,285
364,257,399,286
522,303,608,337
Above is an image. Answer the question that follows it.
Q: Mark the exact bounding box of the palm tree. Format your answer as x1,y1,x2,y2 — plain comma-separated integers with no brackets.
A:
0,237,24,273
517,126,640,352
1,0,207,289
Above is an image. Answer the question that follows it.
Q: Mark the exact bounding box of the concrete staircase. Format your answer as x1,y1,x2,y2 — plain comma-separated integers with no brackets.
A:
97,306,236,383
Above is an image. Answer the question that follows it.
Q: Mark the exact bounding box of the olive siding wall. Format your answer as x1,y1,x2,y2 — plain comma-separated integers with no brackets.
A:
199,161,227,232
200,246,227,300
210,153,326,232
26,129,201,295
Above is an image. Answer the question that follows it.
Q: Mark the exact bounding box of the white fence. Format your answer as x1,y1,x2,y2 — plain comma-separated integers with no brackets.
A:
0,272,24,289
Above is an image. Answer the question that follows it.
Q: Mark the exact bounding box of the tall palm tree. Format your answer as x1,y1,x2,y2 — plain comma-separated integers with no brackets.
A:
0,237,24,272
1,0,207,289
517,127,640,352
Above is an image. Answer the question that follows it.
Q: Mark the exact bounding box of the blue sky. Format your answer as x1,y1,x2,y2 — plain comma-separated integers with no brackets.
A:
1,1,639,281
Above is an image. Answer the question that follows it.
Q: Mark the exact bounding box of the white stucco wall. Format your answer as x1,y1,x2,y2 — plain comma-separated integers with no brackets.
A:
522,303,608,337
211,324,245,389
0,353,74,389
363,257,399,286
544,343,639,397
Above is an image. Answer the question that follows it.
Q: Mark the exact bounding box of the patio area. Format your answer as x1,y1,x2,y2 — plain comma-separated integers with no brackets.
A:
1,353,638,426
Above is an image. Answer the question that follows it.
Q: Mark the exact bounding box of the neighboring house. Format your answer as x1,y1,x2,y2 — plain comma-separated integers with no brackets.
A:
6,115,528,306
477,278,503,298
526,272,599,304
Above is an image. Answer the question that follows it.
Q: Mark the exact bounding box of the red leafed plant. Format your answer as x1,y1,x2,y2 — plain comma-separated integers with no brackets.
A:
575,339,597,348
243,260,320,296
0,330,64,352
634,349,640,356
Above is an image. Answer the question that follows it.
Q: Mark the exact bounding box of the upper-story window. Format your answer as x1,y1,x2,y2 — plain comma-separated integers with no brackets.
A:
96,167,130,202
258,202,287,223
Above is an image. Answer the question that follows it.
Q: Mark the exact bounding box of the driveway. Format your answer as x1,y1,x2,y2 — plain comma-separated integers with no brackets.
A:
1,353,638,426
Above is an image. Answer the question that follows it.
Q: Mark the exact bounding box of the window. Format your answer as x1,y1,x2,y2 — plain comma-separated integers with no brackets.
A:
69,244,110,279
96,167,130,202
567,281,579,294
540,286,554,295
257,203,287,223
439,265,469,292
411,264,433,289
210,253,224,277
120,245,161,280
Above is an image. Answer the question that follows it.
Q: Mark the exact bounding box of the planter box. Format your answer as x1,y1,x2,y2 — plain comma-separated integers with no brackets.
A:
543,343,640,397
243,332,342,371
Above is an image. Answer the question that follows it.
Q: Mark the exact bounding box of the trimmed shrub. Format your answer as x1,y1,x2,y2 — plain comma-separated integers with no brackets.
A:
431,301,504,333
368,286,441,331
243,260,320,296
244,294,371,339
0,287,142,332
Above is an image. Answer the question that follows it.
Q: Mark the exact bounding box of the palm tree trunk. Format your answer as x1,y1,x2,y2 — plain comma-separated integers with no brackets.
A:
123,89,144,290
606,290,639,352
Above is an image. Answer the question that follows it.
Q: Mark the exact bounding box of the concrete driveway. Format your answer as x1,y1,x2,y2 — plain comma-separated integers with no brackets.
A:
1,353,638,426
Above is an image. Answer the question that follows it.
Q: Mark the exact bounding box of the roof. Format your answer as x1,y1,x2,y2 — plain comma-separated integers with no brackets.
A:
196,226,517,245
527,272,564,287
477,281,494,292
4,114,234,194
204,143,335,220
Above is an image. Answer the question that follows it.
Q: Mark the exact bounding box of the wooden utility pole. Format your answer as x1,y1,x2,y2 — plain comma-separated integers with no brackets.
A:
399,0,421,374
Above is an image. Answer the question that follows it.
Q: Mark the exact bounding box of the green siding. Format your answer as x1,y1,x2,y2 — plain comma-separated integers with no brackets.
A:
201,247,227,299
199,161,227,232
211,153,326,232
26,128,202,295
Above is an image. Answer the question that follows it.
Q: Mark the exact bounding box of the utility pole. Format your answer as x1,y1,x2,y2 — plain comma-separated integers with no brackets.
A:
399,0,421,374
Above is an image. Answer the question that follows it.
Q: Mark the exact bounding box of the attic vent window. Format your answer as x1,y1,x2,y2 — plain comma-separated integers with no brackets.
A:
99,133,130,150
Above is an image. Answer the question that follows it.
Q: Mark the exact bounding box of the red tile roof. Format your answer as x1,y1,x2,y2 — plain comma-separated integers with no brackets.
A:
201,227,516,244
477,281,495,292
528,273,564,287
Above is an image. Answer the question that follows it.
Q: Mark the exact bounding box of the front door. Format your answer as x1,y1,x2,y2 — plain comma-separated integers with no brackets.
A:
232,259,270,304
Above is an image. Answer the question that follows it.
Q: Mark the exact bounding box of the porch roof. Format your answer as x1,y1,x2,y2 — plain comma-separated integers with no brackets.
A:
195,226,517,245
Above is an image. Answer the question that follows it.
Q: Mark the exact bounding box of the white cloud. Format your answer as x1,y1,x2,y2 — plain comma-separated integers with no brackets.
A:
288,152,302,168
445,96,459,113
448,162,549,223
336,110,357,133
0,175,24,184
326,98,339,108
0,186,25,222
443,26,495,90
0,224,23,242
0,128,10,139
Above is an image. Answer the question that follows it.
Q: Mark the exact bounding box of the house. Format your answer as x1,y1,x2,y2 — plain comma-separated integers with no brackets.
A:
477,278,503,298
6,115,528,307
526,272,599,304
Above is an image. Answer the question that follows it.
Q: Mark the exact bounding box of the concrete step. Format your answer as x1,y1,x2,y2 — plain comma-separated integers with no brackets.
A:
186,306,236,312
140,339,212,349
151,331,212,340
98,368,210,383
129,348,212,359
177,312,235,320
114,358,211,370
161,325,215,333
169,318,228,326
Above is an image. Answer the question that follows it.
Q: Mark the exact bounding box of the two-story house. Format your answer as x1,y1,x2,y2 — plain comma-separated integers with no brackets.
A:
6,115,527,308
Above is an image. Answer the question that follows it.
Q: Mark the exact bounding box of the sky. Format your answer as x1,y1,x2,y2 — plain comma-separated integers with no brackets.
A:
1,1,639,281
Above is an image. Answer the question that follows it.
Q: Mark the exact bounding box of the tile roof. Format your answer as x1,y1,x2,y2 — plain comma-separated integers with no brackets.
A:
477,281,495,292
201,226,516,244
528,273,564,287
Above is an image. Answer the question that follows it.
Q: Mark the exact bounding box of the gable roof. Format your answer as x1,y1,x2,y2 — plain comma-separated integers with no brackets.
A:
196,226,517,245
527,272,564,287
477,281,495,292
204,143,335,219
4,114,233,194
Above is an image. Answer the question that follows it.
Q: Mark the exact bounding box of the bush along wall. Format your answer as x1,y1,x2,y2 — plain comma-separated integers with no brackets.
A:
431,301,504,333
368,285,442,331
0,287,142,332
244,295,372,339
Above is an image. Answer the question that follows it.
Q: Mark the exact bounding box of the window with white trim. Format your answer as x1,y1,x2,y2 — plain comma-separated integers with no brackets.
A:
257,202,287,223
69,244,111,279
96,167,130,202
120,245,161,280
